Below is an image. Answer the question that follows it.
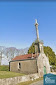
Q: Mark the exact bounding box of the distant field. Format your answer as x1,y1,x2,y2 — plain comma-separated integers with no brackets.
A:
0,71,25,79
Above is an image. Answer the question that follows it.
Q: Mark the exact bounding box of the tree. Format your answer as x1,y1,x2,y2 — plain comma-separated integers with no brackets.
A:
44,46,55,65
28,42,56,66
28,42,35,54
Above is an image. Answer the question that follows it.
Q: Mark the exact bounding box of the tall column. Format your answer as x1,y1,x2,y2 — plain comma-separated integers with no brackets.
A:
35,19,39,42
35,19,40,53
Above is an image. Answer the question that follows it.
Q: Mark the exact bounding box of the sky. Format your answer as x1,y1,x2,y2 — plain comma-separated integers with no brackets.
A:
0,1,56,54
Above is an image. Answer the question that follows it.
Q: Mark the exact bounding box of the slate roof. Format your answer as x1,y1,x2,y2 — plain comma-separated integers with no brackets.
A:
12,54,38,61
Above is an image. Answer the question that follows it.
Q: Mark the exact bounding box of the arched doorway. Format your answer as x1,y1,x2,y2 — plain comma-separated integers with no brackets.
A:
44,66,46,74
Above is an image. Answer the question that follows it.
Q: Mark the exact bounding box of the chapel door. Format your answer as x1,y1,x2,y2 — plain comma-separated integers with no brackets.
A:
44,66,46,74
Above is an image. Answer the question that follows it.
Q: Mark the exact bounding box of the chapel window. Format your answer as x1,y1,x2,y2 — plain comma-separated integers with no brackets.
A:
18,63,21,69
19,63,21,69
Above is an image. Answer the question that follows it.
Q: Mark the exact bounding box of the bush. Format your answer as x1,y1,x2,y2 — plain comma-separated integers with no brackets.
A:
0,65,9,71
52,65,56,69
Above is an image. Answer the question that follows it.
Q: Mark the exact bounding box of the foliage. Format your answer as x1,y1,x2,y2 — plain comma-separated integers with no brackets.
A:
28,42,35,54
28,42,56,66
0,71,25,79
51,65,56,69
0,65,9,71
44,46,56,65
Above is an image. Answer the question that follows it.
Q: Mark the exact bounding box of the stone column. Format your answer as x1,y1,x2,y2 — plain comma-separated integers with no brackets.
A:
35,19,40,53
35,19,39,42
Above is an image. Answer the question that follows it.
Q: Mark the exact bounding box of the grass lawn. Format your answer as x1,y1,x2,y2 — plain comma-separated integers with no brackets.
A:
17,77,43,85
0,71,25,79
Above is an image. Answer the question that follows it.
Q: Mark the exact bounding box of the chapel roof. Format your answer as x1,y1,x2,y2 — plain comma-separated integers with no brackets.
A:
12,54,39,61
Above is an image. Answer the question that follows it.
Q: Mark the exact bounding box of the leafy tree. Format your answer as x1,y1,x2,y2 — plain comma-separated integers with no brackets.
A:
44,46,55,65
28,42,56,66
28,42,35,54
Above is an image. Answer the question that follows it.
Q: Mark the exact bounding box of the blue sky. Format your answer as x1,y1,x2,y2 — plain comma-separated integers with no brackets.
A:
0,2,56,53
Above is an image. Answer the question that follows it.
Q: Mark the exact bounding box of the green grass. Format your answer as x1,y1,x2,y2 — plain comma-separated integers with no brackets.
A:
17,77,43,85
0,71,25,79
0,65,25,79
0,65,9,71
